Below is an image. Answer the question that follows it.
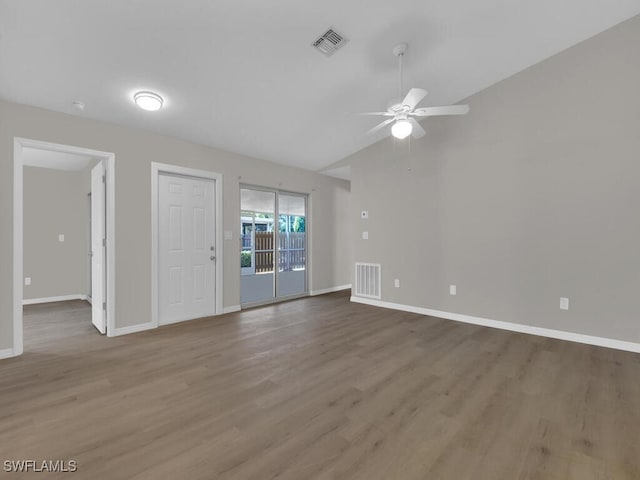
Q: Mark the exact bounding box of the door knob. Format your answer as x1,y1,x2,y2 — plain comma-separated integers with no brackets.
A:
210,256,216,261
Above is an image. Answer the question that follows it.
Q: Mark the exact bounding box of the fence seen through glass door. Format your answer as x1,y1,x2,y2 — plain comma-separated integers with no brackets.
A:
255,232,274,273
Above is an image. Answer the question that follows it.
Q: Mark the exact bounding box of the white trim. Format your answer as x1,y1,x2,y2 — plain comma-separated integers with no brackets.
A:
222,305,241,314
105,151,116,338
350,296,640,354
14,138,116,351
158,314,219,326
13,139,23,356
310,284,351,296
0,348,16,360
23,294,89,305
151,162,224,328
110,321,155,337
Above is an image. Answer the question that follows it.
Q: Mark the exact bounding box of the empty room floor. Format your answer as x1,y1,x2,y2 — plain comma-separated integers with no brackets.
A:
2,292,639,479
22,300,96,350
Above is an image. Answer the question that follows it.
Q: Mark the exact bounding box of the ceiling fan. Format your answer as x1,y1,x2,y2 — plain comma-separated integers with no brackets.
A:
362,43,470,140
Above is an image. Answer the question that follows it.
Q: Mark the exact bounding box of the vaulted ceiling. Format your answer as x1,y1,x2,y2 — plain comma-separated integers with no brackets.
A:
1,1,638,173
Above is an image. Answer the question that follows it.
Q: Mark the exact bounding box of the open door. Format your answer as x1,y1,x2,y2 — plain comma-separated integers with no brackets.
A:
91,162,106,334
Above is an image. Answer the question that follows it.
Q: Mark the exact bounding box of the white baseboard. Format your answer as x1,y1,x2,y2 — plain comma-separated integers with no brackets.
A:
350,296,640,354
23,294,89,305
113,306,241,337
110,321,155,337
222,305,241,314
0,348,16,360
310,284,352,296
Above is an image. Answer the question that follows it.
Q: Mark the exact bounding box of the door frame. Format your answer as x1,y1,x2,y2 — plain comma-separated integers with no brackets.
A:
12,137,116,355
151,162,223,327
239,184,310,308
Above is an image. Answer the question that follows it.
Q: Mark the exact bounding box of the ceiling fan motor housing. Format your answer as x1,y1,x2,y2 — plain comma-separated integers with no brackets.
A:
393,43,408,57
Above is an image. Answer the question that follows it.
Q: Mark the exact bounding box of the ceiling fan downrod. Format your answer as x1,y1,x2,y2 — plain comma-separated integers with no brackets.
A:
393,43,408,98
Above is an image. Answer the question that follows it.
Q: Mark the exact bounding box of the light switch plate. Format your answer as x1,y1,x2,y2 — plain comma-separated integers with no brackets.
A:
362,231,369,240
24,277,31,286
58,234,65,242
560,297,569,310
224,230,233,241
394,279,400,288
450,285,457,295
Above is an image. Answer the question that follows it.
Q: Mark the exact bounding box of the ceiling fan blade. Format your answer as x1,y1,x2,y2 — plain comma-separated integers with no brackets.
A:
413,104,470,117
401,88,428,110
358,112,394,116
366,118,394,136
409,118,426,139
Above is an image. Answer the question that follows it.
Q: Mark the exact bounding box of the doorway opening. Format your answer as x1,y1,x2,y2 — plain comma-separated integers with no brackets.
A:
240,186,308,307
13,138,115,355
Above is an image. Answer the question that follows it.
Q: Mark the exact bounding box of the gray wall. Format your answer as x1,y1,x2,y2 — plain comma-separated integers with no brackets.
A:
343,15,640,343
23,166,89,300
0,102,351,349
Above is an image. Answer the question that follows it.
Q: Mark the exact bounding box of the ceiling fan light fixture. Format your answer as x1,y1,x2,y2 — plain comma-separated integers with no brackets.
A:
134,91,164,111
391,119,412,139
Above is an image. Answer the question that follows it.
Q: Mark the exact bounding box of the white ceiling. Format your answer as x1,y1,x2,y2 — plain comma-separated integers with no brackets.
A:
22,147,96,171
1,1,638,173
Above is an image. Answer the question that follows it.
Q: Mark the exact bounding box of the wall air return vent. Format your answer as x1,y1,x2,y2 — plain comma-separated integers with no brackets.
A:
312,28,348,57
354,263,381,300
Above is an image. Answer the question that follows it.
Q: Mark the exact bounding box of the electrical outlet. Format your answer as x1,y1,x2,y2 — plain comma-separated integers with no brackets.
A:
394,279,400,288
58,234,65,242
362,231,368,240
450,285,457,295
560,297,569,310
361,210,369,219
24,277,31,286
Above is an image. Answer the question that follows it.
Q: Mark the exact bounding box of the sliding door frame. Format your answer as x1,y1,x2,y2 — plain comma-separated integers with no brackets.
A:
239,184,309,308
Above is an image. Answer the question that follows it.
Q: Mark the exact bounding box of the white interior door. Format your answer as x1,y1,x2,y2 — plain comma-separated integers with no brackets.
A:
90,162,106,334
159,173,216,325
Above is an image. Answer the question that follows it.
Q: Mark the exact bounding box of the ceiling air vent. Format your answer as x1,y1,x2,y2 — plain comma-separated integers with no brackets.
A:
312,28,348,57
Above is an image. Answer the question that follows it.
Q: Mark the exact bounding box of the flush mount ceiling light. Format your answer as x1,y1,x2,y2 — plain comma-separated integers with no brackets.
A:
133,91,164,111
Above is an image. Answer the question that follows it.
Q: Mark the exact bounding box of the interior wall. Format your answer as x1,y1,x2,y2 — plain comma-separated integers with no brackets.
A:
343,15,640,343
23,166,89,300
0,101,351,349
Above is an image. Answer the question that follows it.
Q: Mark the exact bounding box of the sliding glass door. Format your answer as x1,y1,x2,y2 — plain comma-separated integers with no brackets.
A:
277,193,306,297
240,188,276,304
240,187,307,306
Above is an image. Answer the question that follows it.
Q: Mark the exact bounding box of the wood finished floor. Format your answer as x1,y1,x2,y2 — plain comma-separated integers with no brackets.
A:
2,292,640,479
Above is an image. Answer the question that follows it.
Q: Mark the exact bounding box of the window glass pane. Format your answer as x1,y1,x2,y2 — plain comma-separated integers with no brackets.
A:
240,190,275,277
241,189,276,214
278,194,305,216
278,194,306,273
